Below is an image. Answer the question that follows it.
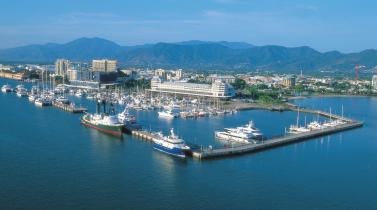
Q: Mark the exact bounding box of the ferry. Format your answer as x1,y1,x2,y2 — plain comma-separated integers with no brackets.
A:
215,121,262,143
81,113,124,137
1,85,12,93
152,128,190,158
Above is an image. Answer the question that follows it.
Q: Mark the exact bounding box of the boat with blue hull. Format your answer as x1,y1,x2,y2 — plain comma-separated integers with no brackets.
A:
152,128,190,158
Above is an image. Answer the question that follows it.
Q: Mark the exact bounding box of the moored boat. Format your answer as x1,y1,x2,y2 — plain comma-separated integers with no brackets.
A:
81,113,124,137
152,128,190,158
1,85,12,93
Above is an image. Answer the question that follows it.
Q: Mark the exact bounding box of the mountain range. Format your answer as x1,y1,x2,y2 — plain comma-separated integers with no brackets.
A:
0,37,376,72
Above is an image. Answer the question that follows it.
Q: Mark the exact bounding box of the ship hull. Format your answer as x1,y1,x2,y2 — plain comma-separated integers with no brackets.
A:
81,116,123,137
153,143,186,158
215,132,251,144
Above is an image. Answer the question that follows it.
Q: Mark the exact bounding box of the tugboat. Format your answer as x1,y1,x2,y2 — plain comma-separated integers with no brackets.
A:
152,128,190,158
81,99,124,137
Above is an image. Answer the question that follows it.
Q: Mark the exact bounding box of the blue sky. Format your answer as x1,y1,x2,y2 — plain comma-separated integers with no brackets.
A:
0,0,376,52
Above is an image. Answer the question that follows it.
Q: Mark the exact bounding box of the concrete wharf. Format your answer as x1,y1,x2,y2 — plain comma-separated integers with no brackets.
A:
191,120,362,159
130,107,363,160
52,101,87,113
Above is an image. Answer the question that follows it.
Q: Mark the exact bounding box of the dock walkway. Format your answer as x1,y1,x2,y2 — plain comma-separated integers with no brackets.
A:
52,101,87,113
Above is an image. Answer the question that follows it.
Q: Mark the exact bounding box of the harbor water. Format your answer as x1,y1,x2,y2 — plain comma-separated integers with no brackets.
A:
1,79,377,209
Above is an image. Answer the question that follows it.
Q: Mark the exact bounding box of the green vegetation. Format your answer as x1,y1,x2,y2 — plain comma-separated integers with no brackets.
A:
123,79,151,89
232,80,285,105
231,78,246,90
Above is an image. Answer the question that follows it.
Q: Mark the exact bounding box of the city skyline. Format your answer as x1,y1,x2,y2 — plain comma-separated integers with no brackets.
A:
1,0,377,53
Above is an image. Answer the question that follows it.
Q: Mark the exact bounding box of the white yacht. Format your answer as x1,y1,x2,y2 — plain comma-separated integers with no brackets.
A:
28,94,37,102
16,88,28,97
117,107,136,125
287,125,310,134
1,85,12,93
215,121,262,143
158,109,178,119
35,97,52,107
307,121,324,130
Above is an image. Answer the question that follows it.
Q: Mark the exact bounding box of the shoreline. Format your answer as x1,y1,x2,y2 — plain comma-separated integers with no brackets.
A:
288,94,376,100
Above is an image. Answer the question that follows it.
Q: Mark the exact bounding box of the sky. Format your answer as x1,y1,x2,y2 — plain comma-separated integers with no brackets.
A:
0,0,376,52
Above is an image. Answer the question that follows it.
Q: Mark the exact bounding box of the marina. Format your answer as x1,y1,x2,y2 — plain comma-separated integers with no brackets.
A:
0,78,375,209
192,119,362,159
0,80,364,160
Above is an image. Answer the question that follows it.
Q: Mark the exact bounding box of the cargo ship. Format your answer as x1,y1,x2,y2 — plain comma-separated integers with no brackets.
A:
81,113,123,137
81,98,124,137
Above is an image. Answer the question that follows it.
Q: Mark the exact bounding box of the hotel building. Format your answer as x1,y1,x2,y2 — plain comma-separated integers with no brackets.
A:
149,77,235,99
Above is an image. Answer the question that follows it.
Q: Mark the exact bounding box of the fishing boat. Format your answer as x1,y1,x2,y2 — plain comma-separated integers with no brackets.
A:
152,128,190,158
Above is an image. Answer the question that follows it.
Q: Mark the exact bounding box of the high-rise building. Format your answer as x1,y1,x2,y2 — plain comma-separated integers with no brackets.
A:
282,75,296,87
92,59,117,72
372,75,377,90
175,69,183,80
55,59,70,76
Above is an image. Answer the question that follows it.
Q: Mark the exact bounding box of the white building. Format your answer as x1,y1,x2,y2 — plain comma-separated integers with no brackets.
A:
55,59,70,76
92,59,117,72
149,77,235,99
206,74,236,84
372,75,377,90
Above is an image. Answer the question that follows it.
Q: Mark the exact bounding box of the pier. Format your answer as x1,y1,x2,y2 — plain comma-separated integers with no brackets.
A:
192,119,363,159
52,101,87,113
131,130,157,141
131,108,363,160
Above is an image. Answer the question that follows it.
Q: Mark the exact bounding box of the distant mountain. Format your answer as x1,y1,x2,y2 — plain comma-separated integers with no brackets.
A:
175,40,255,49
0,37,376,72
0,37,124,62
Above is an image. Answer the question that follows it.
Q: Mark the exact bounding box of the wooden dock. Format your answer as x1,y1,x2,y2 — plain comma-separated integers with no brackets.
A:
52,101,87,113
192,120,363,159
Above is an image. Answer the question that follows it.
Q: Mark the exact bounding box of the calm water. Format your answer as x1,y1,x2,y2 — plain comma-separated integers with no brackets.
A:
1,79,377,209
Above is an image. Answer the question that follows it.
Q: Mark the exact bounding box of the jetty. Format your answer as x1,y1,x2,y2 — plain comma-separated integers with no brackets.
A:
191,120,362,159
131,107,363,160
52,101,87,113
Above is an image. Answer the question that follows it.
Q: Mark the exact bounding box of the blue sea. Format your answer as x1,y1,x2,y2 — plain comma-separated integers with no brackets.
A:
0,79,376,209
